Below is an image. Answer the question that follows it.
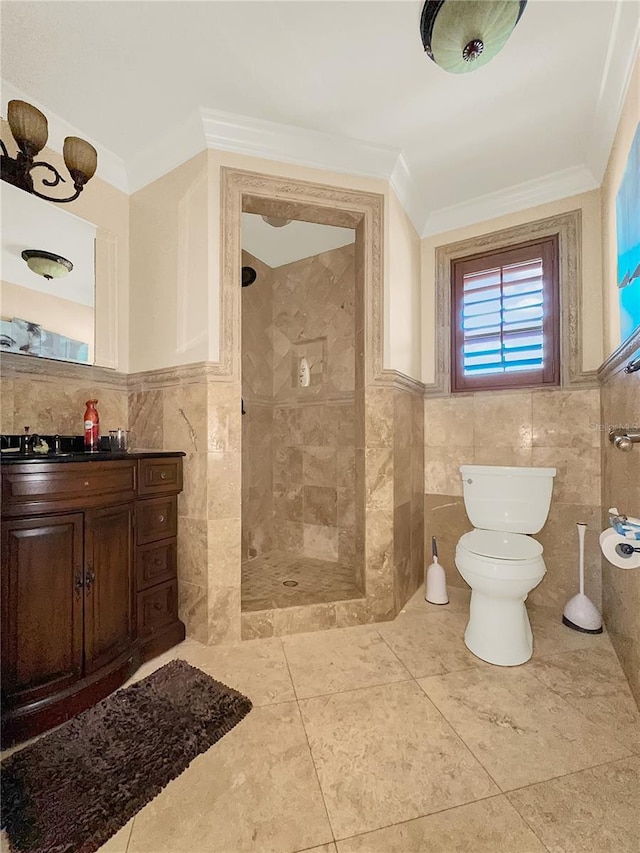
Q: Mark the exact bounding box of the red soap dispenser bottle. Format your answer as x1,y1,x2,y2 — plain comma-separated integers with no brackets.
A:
84,399,100,452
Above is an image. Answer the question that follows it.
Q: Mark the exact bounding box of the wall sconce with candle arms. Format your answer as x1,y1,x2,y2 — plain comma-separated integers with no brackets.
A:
1,99,98,203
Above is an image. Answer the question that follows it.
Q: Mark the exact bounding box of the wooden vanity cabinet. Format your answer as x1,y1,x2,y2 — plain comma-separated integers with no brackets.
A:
1,454,185,745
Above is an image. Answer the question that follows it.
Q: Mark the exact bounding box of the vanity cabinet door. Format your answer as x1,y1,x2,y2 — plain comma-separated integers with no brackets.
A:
1,514,84,709
83,503,135,676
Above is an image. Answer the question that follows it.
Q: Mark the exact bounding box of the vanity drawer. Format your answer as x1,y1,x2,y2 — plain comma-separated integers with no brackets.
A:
136,496,177,545
137,580,178,637
138,458,182,497
1,462,136,515
136,539,177,591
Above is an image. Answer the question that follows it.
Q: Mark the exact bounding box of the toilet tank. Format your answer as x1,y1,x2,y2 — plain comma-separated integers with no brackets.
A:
460,465,556,534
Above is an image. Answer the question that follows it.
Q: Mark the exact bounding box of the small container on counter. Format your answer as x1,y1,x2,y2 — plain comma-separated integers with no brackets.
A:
84,400,100,452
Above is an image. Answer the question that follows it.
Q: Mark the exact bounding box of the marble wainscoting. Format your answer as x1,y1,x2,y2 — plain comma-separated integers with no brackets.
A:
424,387,603,611
393,386,425,613
599,337,640,706
271,399,358,565
241,378,426,640
129,365,243,646
240,250,274,561
0,352,129,436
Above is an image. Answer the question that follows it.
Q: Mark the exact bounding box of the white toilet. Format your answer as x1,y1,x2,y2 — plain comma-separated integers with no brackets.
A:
455,465,556,666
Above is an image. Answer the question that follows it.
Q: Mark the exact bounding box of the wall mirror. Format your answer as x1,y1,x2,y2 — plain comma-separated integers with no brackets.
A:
1,182,96,364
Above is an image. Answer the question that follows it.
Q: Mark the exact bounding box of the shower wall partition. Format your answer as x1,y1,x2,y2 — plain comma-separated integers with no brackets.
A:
241,242,365,615
204,168,424,643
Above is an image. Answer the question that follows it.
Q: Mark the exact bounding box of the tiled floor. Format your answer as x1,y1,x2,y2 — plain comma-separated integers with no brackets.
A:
5,586,640,853
241,550,363,611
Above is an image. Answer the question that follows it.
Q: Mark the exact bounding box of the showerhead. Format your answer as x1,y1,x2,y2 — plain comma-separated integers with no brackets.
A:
242,266,257,287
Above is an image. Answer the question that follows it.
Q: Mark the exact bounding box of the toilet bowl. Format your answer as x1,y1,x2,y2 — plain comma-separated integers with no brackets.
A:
455,466,556,666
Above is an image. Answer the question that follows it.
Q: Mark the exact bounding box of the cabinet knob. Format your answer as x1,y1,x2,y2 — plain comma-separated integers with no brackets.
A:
85,567,96,593
158,514,165,523
84,481,90,487
153,557,164,567
153,602,163,611
160,471,167,480
74,573,84,600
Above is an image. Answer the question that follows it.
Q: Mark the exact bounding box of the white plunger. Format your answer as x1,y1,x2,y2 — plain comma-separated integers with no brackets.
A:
425,536,449,605
562,522,603,633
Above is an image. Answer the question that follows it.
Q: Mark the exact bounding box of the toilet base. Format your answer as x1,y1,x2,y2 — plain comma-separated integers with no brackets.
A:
464,590,533,666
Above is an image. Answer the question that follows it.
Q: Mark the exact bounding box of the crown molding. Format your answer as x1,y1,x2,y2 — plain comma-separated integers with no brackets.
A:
1,79,128,195
421,164,598,238
389,153,427,236
126,108,206,194
124,105,428,232
200,106,399,180
585,0,640,184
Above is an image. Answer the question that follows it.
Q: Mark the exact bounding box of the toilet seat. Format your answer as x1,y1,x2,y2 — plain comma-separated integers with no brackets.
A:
459,529,543,561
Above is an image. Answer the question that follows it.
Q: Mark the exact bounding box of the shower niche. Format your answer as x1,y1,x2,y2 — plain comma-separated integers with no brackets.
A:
240,210,365,619
292,338,326,390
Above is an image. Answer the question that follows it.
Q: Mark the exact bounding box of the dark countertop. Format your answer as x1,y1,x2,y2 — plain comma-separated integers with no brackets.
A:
1,450,185,465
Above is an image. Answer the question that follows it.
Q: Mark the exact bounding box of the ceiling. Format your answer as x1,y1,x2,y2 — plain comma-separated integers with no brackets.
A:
1,1,638,235
242,214,354,267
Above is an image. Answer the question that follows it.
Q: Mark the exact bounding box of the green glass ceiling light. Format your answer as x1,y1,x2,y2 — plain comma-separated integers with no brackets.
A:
420,0,528,74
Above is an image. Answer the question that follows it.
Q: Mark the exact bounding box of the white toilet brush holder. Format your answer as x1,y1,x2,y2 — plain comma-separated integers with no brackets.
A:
425,537,449,605
562,522,603,634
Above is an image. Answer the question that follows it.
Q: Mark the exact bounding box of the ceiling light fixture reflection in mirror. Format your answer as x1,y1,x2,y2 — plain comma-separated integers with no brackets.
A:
1,182,96,364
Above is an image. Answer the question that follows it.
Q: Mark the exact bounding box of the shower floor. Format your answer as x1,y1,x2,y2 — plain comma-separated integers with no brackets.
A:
241,550,363,612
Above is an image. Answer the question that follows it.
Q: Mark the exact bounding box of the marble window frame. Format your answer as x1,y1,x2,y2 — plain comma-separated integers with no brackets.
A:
429,209,598,397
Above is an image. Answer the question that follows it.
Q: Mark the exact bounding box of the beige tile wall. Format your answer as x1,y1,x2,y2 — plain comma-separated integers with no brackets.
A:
424,387,602,610
393,388,425,612
241,251,274,560
241,244,359,565
272,401,358,564
129,376,211,643
271,245,356,400
1,362,129,437
600,360,640,704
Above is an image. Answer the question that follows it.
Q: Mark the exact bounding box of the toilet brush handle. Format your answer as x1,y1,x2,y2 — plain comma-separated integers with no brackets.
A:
577,523,587,595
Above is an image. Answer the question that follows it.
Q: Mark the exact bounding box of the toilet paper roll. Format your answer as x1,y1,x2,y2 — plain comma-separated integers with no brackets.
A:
599,528,640,570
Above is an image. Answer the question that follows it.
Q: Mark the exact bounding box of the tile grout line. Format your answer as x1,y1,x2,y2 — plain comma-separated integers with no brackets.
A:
370,625,416,681
123,815,135,853
520,659,637,756
503,753,639,798
503,754,640,853
281,638,338,847
413,674,629,799
411,675,505,795
288,676,416,704
328,791,532,849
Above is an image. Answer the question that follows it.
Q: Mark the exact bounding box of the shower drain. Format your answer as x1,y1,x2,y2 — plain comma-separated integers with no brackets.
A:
282,580,299,587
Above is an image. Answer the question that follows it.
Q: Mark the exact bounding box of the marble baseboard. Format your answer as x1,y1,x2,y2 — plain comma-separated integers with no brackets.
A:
241,595,394,640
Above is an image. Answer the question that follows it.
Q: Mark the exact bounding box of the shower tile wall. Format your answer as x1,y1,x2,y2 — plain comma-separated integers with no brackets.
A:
600,356,640,704
394,388,425,612
241,252,274,560
242,244,359,570
424,387,603,610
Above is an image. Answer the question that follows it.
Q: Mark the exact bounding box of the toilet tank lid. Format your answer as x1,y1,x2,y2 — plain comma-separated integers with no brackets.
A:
460,530,543,560
459,465,556,478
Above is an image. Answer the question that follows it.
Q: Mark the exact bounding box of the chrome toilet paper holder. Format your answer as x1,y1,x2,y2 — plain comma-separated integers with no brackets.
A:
606,508,640,560
609,426,640,452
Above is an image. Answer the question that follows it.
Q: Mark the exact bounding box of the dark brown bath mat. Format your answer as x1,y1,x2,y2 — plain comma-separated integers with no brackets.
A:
1,659,252,853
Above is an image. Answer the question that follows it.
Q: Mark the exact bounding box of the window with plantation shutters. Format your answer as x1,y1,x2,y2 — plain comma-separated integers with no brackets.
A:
451,237,560,392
